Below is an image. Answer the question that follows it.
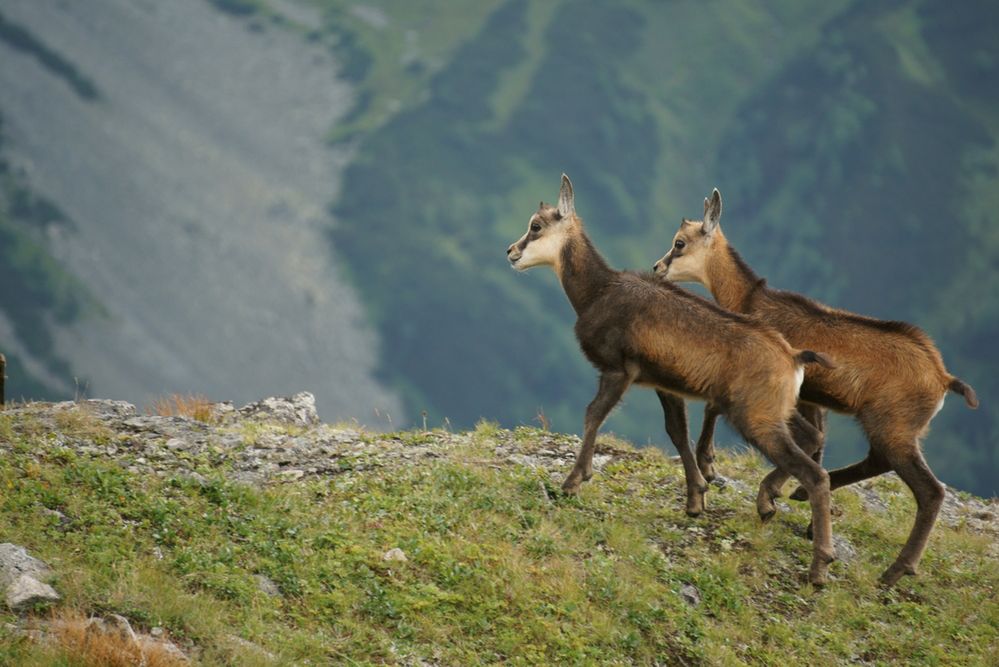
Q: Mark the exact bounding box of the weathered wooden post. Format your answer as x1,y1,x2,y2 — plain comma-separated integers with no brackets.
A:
0,353,6,407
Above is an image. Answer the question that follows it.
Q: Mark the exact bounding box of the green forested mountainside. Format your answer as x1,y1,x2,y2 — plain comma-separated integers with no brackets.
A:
317,0,998,495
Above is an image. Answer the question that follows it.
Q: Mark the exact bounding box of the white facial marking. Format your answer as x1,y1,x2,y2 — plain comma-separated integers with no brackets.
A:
794,366,805,395
515,223,568,271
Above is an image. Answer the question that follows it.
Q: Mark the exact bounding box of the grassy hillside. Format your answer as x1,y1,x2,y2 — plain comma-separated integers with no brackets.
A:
0,401,996,665
309,0,998,495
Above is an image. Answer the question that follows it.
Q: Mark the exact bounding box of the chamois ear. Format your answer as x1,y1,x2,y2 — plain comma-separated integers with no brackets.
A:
702,188,722,234
558,173,575,219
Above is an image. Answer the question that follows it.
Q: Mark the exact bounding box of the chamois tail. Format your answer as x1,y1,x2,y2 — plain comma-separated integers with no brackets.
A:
948,377,979,409
795,350,836,369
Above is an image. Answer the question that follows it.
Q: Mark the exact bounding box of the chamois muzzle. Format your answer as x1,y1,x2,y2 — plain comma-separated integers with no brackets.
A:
507,242,522,266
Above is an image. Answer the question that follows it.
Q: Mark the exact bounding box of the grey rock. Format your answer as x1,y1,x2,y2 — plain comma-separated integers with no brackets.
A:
850,485,889,514
5,574,60,610
165,437,189,451
0,543,53,587
238,392,319,426
40,508,70,529
832,534,857,564
79,400,138,420
136,634,189,663
254,574,281,597
383,548,408,562
680,583,700,606
87,614,137,643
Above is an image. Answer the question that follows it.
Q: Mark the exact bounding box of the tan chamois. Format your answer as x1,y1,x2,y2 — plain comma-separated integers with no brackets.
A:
508,174,838,585
654,188,979,587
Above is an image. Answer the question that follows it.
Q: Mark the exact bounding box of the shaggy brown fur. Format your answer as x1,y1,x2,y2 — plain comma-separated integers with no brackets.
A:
509,175,836,585
654,188,979,587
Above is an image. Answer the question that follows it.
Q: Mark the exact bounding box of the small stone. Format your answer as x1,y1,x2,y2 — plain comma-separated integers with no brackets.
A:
832,534,857,564
136,635,189,662
5,574,60,611
101,614,137,643
150,626,165,637
680,583,700,606
80,400,138,419
40,508,69,525
165,438,188,451
278,469,305,481
238,392,319,426
382,548,408,562
254,574,281,597
226,635,276,660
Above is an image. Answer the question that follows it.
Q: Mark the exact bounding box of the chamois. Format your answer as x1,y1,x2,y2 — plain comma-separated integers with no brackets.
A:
654,188,979,587
508,174,837,585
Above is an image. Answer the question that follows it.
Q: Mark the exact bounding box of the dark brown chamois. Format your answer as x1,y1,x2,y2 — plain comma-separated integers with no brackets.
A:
508,175,837,585
654,188,979,587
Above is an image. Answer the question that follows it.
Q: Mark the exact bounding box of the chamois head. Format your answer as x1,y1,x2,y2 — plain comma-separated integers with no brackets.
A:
507,174,577,272
653,188,723,283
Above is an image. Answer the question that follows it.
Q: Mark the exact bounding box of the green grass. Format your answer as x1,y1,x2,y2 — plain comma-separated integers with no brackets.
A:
0,409,996,665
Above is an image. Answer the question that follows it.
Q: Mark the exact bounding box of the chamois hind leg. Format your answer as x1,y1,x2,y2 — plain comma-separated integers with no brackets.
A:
656,391,708,516
798,403,827,465
788,404,832,501
880,448,945,587
792,450,891,502
562,371,632,494
694,404,720,482
752,424,835,585
756,411,824,522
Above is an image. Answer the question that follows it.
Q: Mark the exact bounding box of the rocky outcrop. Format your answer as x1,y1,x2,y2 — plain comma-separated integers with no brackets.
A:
0,543,59,611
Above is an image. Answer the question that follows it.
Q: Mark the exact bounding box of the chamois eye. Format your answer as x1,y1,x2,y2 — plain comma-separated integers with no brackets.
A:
530,222,542,233
674,239,686,251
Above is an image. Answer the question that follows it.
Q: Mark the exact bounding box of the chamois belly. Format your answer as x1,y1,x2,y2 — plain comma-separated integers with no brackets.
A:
634,368,702,399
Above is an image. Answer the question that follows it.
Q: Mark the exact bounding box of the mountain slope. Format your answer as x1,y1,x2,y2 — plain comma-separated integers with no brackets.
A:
0,0,400,421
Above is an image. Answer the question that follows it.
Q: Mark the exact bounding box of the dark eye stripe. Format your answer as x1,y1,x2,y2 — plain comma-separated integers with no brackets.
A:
531,222,542,232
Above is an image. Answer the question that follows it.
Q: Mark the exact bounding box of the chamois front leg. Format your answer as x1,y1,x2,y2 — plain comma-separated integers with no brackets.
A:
656,391,708,516
563,371,631,494
695,404,721,482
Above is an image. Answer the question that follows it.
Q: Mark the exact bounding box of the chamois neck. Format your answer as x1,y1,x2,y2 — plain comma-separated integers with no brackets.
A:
706,236,763,313
558,224,615,315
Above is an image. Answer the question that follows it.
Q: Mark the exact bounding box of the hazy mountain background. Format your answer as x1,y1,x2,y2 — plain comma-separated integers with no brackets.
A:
0,0,995,495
